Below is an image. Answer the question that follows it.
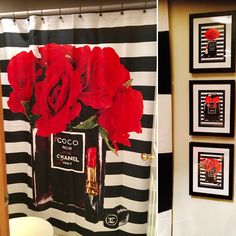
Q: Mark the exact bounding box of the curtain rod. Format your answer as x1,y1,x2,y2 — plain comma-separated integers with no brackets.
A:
0,1,156,19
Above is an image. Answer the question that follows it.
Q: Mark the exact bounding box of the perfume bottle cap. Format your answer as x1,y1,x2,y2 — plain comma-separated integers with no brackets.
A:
87,147,97,167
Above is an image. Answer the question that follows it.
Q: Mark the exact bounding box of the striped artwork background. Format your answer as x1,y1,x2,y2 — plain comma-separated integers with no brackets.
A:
158,0,173,235
199,23,226,63
0,9,156,236
199,91,224,127
199,154,223,189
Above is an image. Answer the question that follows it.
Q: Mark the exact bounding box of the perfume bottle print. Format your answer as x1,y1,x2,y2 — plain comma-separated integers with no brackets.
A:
32,128,53,206
32,127,106,223
204,94,220,122
203,28,220,58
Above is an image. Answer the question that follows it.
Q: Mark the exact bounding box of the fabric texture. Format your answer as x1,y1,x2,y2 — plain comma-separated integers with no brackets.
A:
0,9,156,236
158,0,173,235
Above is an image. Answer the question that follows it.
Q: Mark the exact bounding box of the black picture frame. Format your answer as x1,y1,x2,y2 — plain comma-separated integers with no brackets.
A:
190,11,236,73
189,142,234,200
189,80,235,137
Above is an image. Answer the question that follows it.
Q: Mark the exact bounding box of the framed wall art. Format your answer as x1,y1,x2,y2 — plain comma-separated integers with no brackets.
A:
189,142,234,200
189,80,235,137
190,11,236,73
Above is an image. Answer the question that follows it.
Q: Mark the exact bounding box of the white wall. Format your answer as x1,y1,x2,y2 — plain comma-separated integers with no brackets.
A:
169,0,236,236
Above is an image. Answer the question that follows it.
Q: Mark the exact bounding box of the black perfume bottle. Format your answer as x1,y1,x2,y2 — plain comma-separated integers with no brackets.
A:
206,169,217,184
31,128,53,206
208,41,217,57
31,127,106,223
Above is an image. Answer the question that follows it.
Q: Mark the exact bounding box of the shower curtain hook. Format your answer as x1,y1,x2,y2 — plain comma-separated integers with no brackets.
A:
143,1,147,13
59,8,63,20
41,9,44,22
120,3,124,15
79,6,82,18
27,10,30,22
12,12,16,23
99,4,103,17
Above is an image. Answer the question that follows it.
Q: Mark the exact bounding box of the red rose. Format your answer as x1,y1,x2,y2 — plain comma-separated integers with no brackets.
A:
38,43,74,66
79,47,130,110
205,159,214,172
205,28,220,41
8,90,29,113
213,159,222,172
205,95,219,108
7,51,39,113
97,86,143,151
72,45,91,85
200,158,207,167
32,61,82,136
73,45,91,72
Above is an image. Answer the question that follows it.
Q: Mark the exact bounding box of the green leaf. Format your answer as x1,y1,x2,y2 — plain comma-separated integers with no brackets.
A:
125,79,133,88
98,126,116,154
73,115,98,130
22,101,31,119
28,114,40,127
22,101,40,128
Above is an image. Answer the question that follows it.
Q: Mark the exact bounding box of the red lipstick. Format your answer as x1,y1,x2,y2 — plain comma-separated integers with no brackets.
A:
85,147,99,196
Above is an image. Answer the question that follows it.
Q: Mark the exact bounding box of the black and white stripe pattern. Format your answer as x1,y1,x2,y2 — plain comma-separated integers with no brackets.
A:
199,153,223,189
0,9,156,236
158,0,173,235
199,23,226,63
199,91,224,127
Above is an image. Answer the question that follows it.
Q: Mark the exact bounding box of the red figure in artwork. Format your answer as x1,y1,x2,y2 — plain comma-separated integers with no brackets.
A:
203,28,220,58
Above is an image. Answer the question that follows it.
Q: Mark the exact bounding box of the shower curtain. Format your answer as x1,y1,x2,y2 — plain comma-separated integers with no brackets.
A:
158,0,173,235
0,8,156,236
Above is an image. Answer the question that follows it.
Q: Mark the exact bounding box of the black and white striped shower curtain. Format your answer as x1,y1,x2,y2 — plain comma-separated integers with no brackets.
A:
0,8,156,236
158,0,173,235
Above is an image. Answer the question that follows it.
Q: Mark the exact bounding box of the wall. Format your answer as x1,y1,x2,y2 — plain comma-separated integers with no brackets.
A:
169,0,236,236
